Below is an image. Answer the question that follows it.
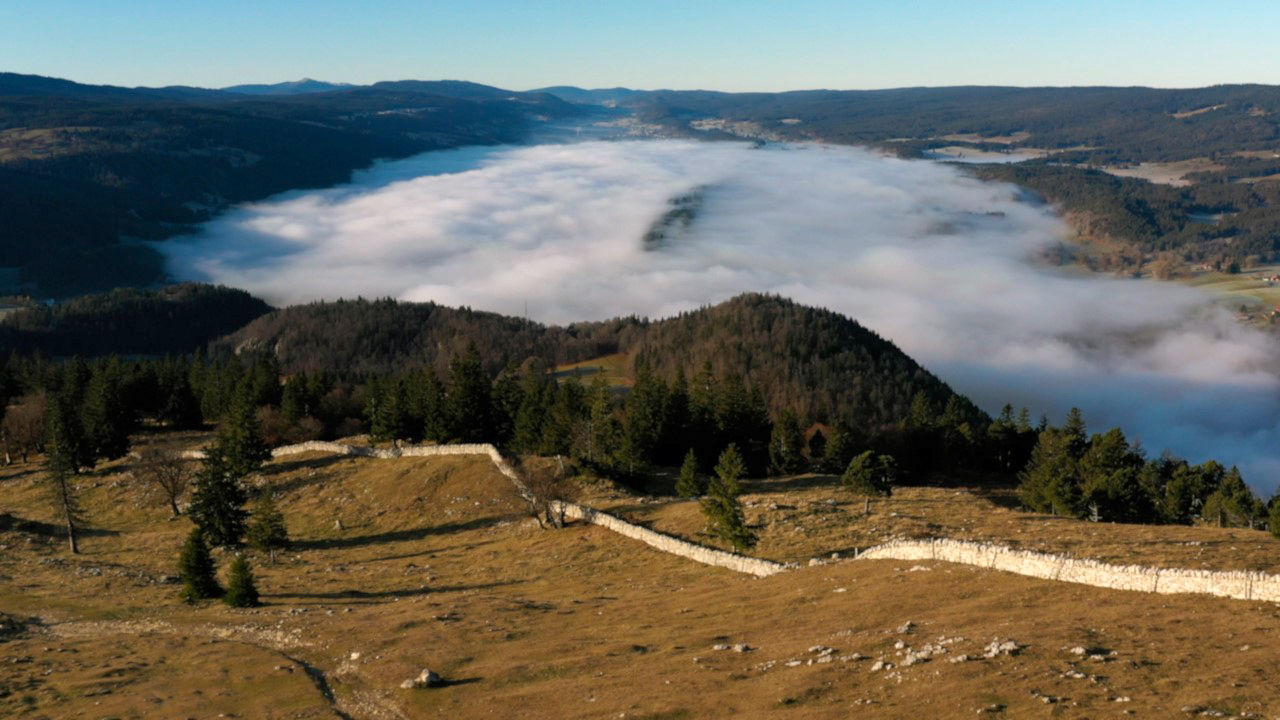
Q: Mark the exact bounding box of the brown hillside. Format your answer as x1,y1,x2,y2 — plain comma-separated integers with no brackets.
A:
2,440,1279,718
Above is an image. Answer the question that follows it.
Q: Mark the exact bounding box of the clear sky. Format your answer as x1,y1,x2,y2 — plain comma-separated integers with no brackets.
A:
3,0,1279,91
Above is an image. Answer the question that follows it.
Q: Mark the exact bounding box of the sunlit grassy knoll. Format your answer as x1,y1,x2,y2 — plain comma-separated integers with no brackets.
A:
552,353,633,389
5,437,1280,718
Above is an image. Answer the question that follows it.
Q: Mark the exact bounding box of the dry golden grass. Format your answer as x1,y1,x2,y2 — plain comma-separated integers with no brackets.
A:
553,353,633,389
596,474,1280,573
5,435,1280,718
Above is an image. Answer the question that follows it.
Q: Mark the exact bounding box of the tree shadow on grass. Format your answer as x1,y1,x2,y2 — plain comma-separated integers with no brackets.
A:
0,512,119,538
272,580,517,602
292,515,509,551
746,474,841,494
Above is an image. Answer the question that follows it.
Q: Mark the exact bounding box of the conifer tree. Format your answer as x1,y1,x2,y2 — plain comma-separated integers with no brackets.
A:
1269,498,1280,539
841,450,897,497
246,492,289,563
768,409,805,476
701,444,755,551
820,421,859,474
223,555,260,608
444,343,493,442
178,527,221,602
190,447,249,548
1017,428,1084,517
83,359,133,462
367,375,408,446
675,448,703,498
214,389,271,479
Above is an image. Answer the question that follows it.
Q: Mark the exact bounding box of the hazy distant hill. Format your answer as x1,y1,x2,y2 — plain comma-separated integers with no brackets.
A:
0,72,583,297
222,78,354,95
214,293,974,428
626,85,1280,162
529,86,645,105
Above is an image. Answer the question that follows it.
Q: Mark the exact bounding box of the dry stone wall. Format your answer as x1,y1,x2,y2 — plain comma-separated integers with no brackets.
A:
182,441,1280,597
859,539,1280,602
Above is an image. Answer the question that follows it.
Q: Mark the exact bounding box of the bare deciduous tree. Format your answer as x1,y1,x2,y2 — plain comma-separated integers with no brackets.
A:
2,393,46,464
515,455,575,529
131,447,193,517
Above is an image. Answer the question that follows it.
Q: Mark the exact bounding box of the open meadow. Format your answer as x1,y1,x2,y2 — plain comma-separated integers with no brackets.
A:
4,433,1280,718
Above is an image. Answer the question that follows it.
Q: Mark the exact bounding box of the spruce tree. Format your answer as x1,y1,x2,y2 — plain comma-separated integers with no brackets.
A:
178,527,221,602
675,448,703,498
1269,498,1280,539
223,555,260,608
768,409,805,476
701,444,756,551
81,359,132,462
444,343,493,442
215,389,271,479
246,492,289,563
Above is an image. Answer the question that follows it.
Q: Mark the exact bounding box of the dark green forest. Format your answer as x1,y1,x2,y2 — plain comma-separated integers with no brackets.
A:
0,72,582,296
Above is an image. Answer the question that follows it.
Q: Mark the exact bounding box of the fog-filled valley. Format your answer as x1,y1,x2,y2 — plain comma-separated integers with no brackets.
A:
160,139,1280,491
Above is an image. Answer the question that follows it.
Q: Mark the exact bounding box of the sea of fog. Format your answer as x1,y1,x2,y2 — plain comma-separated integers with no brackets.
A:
160,140,1280,493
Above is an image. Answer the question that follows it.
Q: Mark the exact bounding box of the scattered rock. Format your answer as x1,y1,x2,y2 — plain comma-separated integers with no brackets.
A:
1068,646,1086,656
870,660,885,672
402,668,444,689
983,639,1021,658
896,621,915,634
712,644,730,651
732,643,752,653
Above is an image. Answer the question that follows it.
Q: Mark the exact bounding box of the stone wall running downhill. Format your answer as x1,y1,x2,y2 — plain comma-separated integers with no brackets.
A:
178,440,1280,598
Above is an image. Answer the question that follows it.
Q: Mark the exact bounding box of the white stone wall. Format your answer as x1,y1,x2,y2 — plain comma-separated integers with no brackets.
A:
859,538,1280,602
203,440,782,577
186,440,1280,596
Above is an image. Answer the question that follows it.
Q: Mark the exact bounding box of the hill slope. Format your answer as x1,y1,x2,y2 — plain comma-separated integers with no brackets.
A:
213,293,975,427
0,72,582,297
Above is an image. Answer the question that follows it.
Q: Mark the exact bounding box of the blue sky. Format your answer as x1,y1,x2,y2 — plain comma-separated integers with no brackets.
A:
3,0,1278,91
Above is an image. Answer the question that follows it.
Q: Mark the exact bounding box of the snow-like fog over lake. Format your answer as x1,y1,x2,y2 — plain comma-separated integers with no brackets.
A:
161,140,1280,492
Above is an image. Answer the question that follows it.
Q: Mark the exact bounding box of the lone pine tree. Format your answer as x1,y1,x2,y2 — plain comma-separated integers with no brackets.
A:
246,492,289,563
223,555,261,608
675,448,704,498
189,390,269,546
178,527,221,602
701,444,756,552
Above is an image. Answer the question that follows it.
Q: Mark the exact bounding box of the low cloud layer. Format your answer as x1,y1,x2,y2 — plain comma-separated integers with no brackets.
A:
162,140,1280,492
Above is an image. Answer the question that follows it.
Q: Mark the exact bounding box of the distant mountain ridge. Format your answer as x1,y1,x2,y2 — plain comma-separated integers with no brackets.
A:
222,78,354,95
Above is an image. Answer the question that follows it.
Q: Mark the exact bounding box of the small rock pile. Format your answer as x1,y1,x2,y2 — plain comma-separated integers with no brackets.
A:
400,668,444,689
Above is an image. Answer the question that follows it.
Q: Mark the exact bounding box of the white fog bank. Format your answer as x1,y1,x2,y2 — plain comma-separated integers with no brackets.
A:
161,140,1280,493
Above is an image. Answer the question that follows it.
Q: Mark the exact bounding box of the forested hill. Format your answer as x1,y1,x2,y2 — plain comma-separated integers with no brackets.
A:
0,72,582,297
0,284,271,356
627,294,982,428
213,293,979,430
620,85,1280,163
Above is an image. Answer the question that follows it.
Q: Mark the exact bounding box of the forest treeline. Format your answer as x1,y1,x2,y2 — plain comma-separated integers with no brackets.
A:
2,294,1268,533
0,283,271,356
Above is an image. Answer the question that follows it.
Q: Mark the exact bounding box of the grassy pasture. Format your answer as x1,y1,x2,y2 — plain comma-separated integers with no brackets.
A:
3,434,1280,718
